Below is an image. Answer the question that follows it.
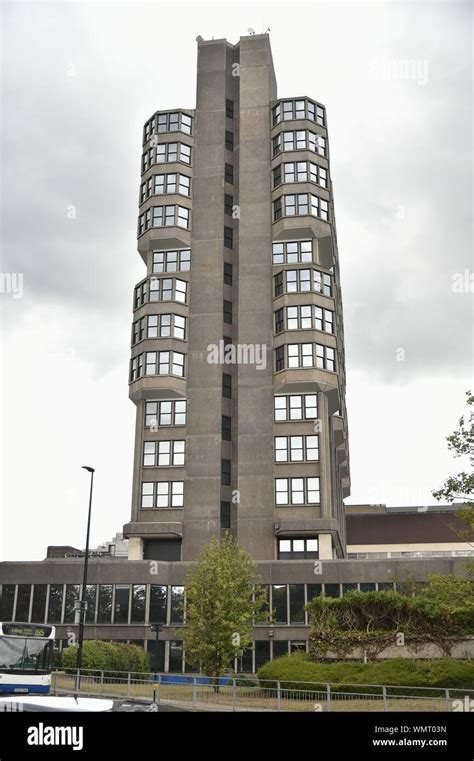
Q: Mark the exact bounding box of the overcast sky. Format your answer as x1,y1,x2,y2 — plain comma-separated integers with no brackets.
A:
1,0,472,561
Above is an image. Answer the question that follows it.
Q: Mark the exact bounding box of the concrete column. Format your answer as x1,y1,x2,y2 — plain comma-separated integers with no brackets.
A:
318,533,333,560
128,537,144,561
318,393,333,519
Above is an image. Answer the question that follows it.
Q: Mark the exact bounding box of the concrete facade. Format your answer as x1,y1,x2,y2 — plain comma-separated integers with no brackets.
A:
124,33,350,564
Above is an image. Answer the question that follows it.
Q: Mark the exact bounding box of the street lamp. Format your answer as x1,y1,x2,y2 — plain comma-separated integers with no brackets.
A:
75,466,95,690
150,623,163,674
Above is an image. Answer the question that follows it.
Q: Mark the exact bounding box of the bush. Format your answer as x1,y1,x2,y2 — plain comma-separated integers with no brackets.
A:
257,653,474,694
61,640,150,677
306,590,473,660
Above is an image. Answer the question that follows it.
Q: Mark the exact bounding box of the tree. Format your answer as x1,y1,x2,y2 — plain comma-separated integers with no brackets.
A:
182,533,269,679
432,390,474,542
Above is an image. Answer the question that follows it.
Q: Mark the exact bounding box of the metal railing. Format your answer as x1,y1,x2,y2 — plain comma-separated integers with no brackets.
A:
51,669,474,712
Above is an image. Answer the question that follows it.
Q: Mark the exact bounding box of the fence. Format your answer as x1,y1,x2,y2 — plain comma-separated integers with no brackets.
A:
51,669,474,712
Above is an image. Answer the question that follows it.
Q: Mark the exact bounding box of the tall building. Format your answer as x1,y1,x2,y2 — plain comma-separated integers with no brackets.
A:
6,34,468,674
124,32,350,563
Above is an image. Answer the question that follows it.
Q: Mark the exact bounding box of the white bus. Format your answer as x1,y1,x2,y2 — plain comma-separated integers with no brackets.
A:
0,622,55,695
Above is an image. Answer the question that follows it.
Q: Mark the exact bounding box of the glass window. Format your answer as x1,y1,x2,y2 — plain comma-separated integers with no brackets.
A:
324,584,340,598
342,583,357,595
255,641,270,670
272,640,288,659
114,585,130,623
131,584,146,623
272,585,287,624
307,584,322,602
220,501,231,529
289,585,305,624
85,584,96,623
98,585,113,623
31,585,47,623
222,373,232,398
150,585,167,624
15,585,31,622
47,585,63,623
169,640,183,673
170,587,184,624
64,584,80,624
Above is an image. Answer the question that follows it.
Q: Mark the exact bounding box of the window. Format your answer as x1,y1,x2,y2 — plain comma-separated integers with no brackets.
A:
143,440,186,467
289,585,305,624
275,346,285,372
136,277,187,305
275,477,320,505
278,538,318,560
273,268,332,297
275,306,334,334
145,540,181,561
12,584,31,622
307,584,322,602
224,262,233,285
218,414,231,442
221,459,231,486
152,249,191,273
141,173,191,202
226,99,234,119
155,314,186,340
141,481,184,508
272,585,287,624
272,99,325,127
154,111,192,135
224,194,233,217
149,585,167,623
223,300,232,324
169,640,184,671
139,205,191,234
225,163,234,184
63,585,80,624
225,131,234,151
31,585,47,623
97,585,113,623
278,161,327,188
47,585,63,623
131,350,185,380
114,585,130,624
131,585,146,623
144,399,187,428
146,141,192,171
170,587,184,625
222,373,232,398
224,226,233,248
272,129,326,157
220,501,231,529
324,584,341,598
274,435,319,463
274,343,336,372
273,193,329,222
84,585,96,623
274,394,318,421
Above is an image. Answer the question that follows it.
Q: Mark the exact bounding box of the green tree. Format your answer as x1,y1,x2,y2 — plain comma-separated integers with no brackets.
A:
432,390,474,541
182,533,269,679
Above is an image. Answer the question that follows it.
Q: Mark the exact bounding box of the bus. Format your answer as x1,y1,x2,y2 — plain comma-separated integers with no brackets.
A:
0,623,55,694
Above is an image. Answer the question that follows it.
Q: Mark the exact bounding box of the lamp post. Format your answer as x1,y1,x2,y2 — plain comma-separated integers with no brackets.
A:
75,466,95,690
150,623,163,674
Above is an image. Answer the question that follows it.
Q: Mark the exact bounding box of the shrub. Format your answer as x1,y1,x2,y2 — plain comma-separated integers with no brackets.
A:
257,653,474,695
61,640,150,677
306,590,473,660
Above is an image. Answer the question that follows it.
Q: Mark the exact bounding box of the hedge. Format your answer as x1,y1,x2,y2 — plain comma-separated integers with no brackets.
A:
61,640,150,677
257,653,474,695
